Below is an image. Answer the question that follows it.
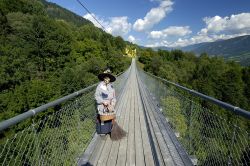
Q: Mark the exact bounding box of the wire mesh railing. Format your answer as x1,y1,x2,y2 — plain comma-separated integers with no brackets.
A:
137,64,250,166
0,68,130,166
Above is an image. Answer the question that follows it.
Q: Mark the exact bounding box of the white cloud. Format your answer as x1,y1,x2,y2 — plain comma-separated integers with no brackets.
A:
149,26,192,39
83,13,131,37
147,13,250,47
133,0,173,32
148,32,249,48
146,40,170,47
201,13,250,35
128,35,136,43
106,17,132,36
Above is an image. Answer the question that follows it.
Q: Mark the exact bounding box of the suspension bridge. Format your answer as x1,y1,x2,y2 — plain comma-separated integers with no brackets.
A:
0,59,249,166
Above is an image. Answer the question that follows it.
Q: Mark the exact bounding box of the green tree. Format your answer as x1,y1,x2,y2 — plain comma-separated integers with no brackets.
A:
161,96,187,136
217,66,247,108
242,67,250,110
0,0,45,15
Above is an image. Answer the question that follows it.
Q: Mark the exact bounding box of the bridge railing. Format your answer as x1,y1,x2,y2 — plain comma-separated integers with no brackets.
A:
0,67,130,166
137,64,250,165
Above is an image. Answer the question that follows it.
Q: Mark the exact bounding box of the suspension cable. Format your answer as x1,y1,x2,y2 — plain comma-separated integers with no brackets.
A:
75,0,107,31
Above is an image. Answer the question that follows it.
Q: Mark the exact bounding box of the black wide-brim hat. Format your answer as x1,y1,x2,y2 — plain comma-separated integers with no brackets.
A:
98,73,116,82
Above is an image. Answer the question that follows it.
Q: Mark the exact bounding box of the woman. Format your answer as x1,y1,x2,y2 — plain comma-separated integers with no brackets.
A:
95,69,116,135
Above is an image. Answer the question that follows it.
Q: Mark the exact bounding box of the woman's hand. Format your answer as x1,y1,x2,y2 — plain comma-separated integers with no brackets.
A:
102,101,109,107
108,105,114,112
102,101,114,112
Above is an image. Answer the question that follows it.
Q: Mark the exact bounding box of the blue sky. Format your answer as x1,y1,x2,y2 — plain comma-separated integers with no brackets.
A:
47,0,250,47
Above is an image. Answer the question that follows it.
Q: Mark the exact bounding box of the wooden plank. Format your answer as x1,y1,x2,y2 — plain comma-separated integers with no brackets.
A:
95,130,112,166
106,74,132,166
133,77,145,166
115,68,134,166
126,70,136,166
115,71,131,116
88,135,107,165
135,72,155,166
138,80,166,166
139,81,178,166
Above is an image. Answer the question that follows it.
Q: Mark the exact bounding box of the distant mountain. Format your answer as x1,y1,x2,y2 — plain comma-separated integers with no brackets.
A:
154,35,250,66
184,35,250,66
180,42,209,52
182,35,250,57
153,43,209,52
152,46,171,51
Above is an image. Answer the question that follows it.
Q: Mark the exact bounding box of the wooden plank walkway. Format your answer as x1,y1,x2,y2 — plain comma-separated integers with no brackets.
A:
78,59,193,166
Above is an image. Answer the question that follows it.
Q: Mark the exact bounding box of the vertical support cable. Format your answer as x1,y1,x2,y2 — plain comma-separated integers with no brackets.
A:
188,100,194,154
227,115,238,166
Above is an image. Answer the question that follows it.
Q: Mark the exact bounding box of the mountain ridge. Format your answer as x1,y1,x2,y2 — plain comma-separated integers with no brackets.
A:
153,35,250,66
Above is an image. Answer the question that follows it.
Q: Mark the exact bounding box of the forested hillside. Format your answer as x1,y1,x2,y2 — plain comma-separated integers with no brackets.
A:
40,0,91,26
138,49,250,112
0,0,131,122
